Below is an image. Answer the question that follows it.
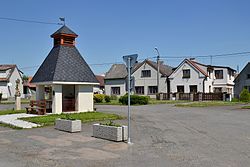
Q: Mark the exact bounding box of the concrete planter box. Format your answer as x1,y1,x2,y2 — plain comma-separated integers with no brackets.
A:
93,123,128,142
55,118,81,133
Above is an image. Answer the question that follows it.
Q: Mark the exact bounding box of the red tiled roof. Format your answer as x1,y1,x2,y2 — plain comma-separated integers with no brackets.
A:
95,75,104,87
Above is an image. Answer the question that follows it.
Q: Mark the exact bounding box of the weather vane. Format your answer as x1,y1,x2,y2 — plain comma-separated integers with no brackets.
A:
59,17,65,25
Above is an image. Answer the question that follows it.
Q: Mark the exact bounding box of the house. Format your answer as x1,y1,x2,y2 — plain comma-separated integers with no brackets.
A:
0,64,23,99
169,58,236,95
94,75,105,94
234,62,250,98
104,59,173,98
31,25,98,114
23,76,36,99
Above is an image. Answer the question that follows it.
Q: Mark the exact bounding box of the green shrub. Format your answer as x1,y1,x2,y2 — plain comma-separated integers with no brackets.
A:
104,95,111,103
94,94,105,103
231,97,239,102
239,88,250,102
119,94,149,105
110,95,117,100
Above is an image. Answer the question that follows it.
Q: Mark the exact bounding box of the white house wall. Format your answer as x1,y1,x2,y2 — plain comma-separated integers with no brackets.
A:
0,67,23,99
104,79,126,96
169,63,206,93
0,82,9,99
76,85,94,112
132,62,168,96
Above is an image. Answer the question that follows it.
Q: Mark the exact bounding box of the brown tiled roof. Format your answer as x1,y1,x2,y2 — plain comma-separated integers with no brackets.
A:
95,75,104,87
0,78,7,81
0,64,17,81
0,64,16,71
187,59,209,77
23,77,36,88
105,59,173,80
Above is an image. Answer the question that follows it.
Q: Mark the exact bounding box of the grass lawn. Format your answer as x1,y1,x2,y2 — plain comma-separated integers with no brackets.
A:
0,123,23,129
175,101,245,107
241,106,250,109
20,112,124,127
0,109,26,115
95,99,191,105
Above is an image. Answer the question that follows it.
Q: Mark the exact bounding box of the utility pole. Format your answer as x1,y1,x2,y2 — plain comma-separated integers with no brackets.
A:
155,47,160,93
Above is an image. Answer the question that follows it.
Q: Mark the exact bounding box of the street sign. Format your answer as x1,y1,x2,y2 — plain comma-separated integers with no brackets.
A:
123,54,138,68
123,54,138,144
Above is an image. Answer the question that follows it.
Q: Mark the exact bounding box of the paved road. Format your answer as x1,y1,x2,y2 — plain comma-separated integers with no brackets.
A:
0,104,250,167
0,103,28,110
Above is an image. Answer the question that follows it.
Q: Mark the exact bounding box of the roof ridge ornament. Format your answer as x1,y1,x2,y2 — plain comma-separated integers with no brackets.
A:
59,17,65,25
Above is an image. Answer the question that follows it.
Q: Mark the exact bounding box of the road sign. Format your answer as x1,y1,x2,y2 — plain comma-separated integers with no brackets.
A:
123,54,138,68
123,54,138,144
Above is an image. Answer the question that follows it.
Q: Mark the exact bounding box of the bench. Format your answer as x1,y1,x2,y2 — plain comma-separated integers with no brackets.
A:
26,100,46,115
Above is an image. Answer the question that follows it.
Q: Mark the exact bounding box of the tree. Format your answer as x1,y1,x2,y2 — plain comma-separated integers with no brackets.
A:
239,88,250,102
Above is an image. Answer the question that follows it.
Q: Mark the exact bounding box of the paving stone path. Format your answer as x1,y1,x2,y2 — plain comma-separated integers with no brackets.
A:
0,113,40,128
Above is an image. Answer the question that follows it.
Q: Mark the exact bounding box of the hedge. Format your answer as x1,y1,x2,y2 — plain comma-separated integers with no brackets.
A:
119,94,149,105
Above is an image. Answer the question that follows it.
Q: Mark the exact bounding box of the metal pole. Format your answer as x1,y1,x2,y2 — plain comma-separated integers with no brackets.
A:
127,57,131,144
155,48,160,93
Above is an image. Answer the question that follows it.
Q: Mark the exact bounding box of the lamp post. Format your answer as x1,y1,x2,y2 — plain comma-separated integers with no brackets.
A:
155,47,160,94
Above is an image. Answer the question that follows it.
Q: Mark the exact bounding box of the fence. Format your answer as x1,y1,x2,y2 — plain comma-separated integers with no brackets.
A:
157,92,225,101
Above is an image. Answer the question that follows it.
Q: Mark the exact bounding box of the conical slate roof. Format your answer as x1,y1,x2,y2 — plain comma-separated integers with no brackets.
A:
51,25,77,37
31,45,98,83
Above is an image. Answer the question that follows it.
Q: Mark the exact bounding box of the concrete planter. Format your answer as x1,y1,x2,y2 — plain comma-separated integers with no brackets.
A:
55,118,81,133
93,123,128,142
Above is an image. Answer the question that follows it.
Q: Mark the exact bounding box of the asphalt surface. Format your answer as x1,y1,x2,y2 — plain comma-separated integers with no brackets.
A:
0,104,250,167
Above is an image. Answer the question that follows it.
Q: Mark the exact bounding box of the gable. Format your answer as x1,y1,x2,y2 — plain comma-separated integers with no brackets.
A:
234,62,250,82
132,61,157,78
169,60,207,79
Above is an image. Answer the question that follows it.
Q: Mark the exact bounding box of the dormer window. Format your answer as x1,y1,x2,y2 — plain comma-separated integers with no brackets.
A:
141,70,151,78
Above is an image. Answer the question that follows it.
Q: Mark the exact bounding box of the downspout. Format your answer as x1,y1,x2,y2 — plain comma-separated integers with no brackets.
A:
203,77,207,93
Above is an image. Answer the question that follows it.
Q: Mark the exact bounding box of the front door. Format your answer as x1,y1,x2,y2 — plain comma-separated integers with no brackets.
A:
62,85,75,112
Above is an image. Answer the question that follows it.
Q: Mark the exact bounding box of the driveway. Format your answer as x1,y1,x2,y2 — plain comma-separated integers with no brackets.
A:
0,104,250,167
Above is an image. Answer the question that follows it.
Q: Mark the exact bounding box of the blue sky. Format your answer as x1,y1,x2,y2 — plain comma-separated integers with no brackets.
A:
0,0,250,75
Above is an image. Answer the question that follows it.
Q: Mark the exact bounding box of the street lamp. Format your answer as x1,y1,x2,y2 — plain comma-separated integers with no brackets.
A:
155,47,160,94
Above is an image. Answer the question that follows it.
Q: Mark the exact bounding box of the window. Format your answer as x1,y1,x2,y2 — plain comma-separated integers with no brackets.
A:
215,70,223,79
183,69,190,78
247,74,250,79
148,86,158,94
111,87,120,95
141,70,151,78
189,85,197,93
177,86,184,93
214,87,222,93
135,86,144,95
